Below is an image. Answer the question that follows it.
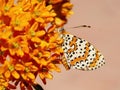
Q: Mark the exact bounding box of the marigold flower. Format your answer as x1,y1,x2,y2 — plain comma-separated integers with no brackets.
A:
0,0,73,89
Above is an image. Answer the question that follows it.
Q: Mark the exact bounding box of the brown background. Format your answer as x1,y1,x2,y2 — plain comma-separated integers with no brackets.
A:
42,0,120,90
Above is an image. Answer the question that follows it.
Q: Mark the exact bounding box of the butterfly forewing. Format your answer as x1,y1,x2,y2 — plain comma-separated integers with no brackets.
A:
61,34,105,71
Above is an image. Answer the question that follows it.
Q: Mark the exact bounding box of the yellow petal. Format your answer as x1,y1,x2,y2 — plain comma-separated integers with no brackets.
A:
27,72,35,80
55,17,65,26
46,5,53,11
6,0,14,8
39,58,48,66
40,41,48,49
48,43,57,49
44,72,53,79
31,37,41,43
35,17,44,23
49,33,58,43
17,49,24,57
54,47,63,55
48,63,61,72
2,82,8,87
36,30,45,37
12,71,20,79
0,86,6,90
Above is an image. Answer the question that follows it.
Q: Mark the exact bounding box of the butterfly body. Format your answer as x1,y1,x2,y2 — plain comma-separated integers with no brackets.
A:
61,33,105,71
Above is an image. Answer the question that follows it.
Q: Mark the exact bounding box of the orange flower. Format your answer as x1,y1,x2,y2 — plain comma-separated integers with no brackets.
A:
0,74,8,89
38,56,61,84
15,62,38,81
26,22,46,43
0,58,20,80
61,2,73,17
32,1,56,24
0,0,73,89
5,36,29,57
10,13,31,31
0,0,14,16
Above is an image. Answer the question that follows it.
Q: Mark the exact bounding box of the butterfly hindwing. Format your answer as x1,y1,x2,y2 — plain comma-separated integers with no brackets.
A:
61,34,105,71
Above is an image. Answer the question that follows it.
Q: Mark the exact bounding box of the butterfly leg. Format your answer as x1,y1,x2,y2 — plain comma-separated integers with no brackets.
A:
61,55,70,70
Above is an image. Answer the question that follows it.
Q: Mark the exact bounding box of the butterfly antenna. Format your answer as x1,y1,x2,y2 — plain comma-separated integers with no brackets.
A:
71,25,91,28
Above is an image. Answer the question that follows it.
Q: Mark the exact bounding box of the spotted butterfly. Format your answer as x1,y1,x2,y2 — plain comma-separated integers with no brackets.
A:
60,27,105,71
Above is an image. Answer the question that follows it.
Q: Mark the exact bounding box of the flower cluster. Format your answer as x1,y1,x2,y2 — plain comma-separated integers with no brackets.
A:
0,0,73,89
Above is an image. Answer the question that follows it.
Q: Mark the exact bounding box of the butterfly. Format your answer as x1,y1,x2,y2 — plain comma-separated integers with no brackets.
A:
60,27,105,71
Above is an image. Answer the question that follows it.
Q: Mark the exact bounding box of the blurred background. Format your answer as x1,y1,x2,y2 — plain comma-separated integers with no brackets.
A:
41,0,120,90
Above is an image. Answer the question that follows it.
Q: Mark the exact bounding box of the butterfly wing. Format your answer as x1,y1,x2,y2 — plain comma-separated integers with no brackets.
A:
61,34,105,70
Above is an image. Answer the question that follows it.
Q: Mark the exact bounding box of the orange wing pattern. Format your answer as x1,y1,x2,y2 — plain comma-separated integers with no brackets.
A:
61,34,105,70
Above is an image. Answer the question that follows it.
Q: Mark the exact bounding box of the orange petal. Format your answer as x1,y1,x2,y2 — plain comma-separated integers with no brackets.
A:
21,73,27,80
56,38,63,44
17,49,24,57
20,82,26,90
9,49,16,56
0,66,5,74
30,65,38,72
24,62,32,66
4,70,11,79
39,73,45,80
42,51,50,57
15,64,25,71
32,49,39,55
31,55,40,64
6,0,14,8
30,22,38,31
23,3,31,11
47,25,56,33
49,0,62,4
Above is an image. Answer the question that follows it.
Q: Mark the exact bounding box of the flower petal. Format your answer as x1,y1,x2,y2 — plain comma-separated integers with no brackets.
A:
4,70,11,79
12,71,20,79
27,72,35,80
15,64,25,71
